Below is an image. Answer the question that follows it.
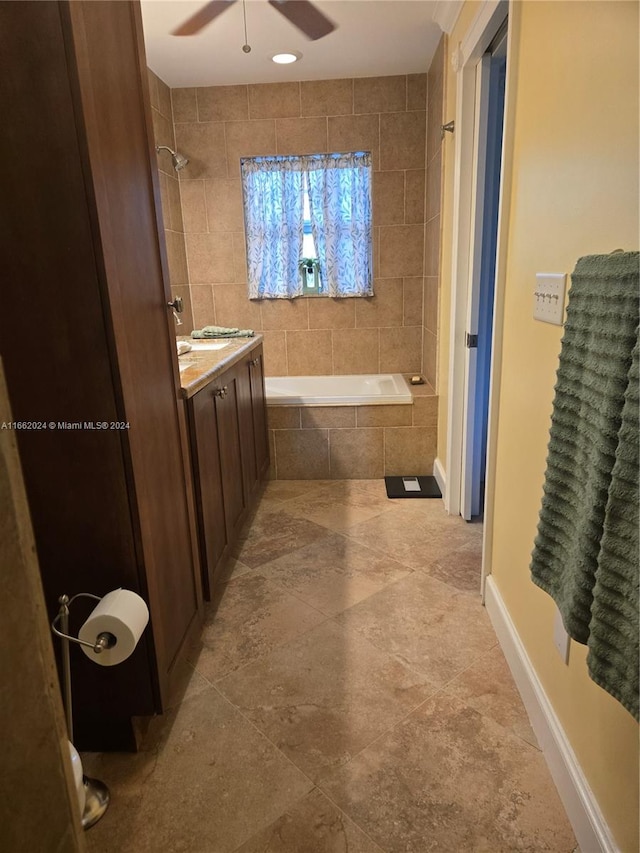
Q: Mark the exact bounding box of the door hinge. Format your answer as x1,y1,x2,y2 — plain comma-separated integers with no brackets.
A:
465,333,478,349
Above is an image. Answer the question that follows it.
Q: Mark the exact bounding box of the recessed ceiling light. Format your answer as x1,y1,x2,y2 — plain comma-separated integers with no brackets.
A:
272,52,301,64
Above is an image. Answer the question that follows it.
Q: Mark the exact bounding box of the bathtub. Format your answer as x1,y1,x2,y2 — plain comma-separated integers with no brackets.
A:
264,373,412,406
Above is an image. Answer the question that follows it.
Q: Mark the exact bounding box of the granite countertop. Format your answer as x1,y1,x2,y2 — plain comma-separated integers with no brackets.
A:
177,335,263,399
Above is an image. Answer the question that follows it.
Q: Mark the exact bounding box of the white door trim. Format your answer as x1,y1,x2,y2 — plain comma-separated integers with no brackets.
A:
443,0,508,518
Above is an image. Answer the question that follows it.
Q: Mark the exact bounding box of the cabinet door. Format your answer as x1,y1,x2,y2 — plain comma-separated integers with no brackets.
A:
214,372,246,544
190,388,228,599
236,358,258,500
249,347,270,478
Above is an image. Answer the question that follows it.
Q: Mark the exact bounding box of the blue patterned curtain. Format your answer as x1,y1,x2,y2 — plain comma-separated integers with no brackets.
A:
306,151,373,297
241,156,304,299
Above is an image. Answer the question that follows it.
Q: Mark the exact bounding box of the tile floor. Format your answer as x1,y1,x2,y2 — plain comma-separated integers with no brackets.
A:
84,480,576,853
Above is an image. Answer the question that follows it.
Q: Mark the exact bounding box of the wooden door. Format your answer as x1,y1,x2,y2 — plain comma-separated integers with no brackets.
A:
65,1,202,705
189,388,228,599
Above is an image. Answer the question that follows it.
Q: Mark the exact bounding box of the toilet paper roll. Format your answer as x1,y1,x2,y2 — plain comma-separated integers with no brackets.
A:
78,588,149,667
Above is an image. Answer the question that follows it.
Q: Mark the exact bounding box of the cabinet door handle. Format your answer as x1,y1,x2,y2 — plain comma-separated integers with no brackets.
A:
250,357,259,367
215,386,228,399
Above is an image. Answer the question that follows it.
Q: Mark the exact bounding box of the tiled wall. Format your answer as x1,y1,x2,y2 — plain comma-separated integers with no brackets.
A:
170,75,431,377
267,382,438,479
424,37,445,388
148,70,193,333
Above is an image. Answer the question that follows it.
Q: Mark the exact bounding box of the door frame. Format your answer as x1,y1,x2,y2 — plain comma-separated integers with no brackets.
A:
442,0,517,597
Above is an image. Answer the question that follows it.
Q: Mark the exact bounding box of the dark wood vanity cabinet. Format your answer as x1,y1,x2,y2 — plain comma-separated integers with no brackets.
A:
0,1,202,750
187,344,269,598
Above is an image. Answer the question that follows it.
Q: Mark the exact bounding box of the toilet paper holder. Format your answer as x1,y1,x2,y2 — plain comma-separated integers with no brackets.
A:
51,592,112,830
51,592,117,655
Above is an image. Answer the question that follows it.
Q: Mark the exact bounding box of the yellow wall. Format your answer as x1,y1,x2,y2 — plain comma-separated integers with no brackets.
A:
438,2,639,850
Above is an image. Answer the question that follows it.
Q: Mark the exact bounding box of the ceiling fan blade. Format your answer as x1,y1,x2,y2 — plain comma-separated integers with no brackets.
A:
268,0,336,41
172,0,237,36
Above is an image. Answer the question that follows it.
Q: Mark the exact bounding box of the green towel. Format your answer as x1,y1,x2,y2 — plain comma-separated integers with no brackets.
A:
530,251,639,720
192,325,255,339
587,336,639,718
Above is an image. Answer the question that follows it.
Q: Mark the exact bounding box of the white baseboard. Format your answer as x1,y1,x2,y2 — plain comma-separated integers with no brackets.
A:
484,577,618,853
433,457,446,498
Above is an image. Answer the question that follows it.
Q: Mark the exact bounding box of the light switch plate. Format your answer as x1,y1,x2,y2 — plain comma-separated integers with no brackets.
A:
534,273,567,325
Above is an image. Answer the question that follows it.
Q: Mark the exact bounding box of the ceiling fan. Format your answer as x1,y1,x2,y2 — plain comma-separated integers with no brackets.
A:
172,0,336,41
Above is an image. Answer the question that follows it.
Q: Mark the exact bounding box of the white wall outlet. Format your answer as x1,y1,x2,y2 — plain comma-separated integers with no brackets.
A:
553,606,571,664
534,273,567,325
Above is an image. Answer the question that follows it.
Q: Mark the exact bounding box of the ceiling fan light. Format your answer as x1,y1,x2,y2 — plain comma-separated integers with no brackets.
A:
272,52,300,64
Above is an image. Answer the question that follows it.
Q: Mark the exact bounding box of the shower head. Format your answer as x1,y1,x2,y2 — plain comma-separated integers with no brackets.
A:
155,145,189,172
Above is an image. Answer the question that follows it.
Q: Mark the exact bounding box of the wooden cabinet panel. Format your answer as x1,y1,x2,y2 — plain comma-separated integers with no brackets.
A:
249,347,270,479
187,343,269,599
190,388,227,599
213,373,246,544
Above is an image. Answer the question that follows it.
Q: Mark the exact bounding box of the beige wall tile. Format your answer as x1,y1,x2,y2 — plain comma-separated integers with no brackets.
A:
380,111,426,171
261,330,288,375
330,428,384,478
157,74,172,120
148,70,160,111
332,328,379,374
180,180,208,232
165,230,189,285
356,405,412,427
426,151,442,223
276,117,328,155
205,178,244,231
355,279,403,328
167,176,184,232
158,171,170,230
249,82,301,119
268,406,301,430
186,232,235,282
232,232,249,283
190,284,215,329
262,298,309,330
425,215,440,277
372,226,380,279
225,120,277,177
423,276,439,335
197,85,248,121
275,429,330,479
379,224,424,277
379,326,422,373
301,407,356,428
373,171,404,226
427,67,444,165
403,277,423,326
213,284,262,330
172,87,197,123
423,329,437,388
301,79,353,117
407,74,427,111
354,76,406,114
405,170,426,224
286,330,332,375
328,114,379,167
152,109,174,170
174,122,227,180
412,396,438,426
384,425,437,476
308,297,355,330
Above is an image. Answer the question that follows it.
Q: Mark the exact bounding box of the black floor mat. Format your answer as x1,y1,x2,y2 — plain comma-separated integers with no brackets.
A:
384,475,442,499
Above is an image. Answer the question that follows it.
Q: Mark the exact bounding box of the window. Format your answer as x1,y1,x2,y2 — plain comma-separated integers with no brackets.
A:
240,151,373,299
